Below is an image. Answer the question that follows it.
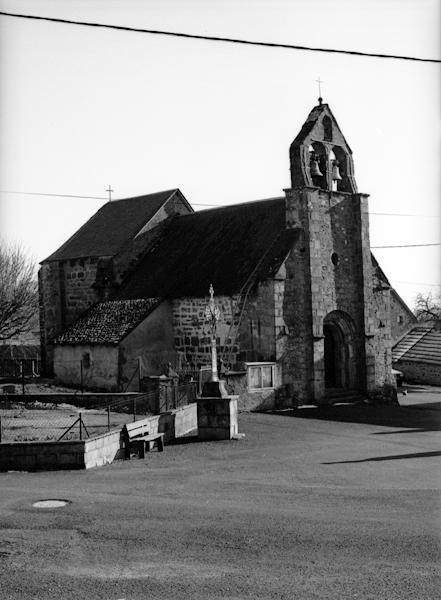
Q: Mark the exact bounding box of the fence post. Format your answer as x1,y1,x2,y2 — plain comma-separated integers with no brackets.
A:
0,415,2,443
79,412,83,440
80,360,84,396
21,360,25,395
133,397,137,422
138,358,142,391
107,402,110,432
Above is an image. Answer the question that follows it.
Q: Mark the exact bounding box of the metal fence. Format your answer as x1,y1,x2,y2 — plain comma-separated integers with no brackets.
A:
0,358,40,378
0,382,198,443
156,381,198,413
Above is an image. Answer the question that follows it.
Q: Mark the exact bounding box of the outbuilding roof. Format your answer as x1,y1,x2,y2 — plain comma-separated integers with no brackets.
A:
43,189,183,262
55,298,160,345
117,197,299,299
392,325,441,366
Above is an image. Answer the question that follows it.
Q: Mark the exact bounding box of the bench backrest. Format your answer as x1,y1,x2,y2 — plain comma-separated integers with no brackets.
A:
123,418,150,440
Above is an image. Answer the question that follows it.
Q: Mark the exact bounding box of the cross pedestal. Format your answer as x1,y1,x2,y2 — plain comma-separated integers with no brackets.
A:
201,379,229,398
197,395,239,441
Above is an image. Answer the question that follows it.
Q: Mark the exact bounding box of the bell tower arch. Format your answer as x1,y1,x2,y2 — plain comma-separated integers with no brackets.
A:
289,101,357,193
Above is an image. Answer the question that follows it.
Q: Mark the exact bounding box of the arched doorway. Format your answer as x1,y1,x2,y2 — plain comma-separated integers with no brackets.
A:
323,311,356,391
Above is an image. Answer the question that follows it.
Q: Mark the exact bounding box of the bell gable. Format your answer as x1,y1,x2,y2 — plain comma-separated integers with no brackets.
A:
289,102,357,193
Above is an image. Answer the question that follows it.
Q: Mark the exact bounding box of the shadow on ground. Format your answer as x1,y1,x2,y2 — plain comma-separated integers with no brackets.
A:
323,450,441,464
270,400,441,432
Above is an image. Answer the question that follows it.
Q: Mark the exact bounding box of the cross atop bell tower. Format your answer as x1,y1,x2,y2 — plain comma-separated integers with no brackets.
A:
316,76,324,104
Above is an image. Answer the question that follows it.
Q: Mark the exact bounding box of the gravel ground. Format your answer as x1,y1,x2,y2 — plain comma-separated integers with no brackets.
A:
0,386,440,599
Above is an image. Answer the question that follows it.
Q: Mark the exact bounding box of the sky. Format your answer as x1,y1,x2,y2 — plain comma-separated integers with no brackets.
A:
0,0,440,309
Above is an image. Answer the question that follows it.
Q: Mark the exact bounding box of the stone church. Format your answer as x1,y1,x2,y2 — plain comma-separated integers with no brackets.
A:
39,101,414,408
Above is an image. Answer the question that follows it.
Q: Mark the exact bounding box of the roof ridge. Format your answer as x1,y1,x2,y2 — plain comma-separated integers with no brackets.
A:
179,196,285,216
110,188,179,203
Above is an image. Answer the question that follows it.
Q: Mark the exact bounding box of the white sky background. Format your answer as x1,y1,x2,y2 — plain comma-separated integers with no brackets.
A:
0,0,440,309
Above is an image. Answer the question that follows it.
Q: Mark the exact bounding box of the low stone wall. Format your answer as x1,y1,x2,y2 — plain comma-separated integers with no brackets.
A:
0,403,197,472
136,403,198,443
394,360,441,386
225,373,286,411
0,439,89,471
84,430,124,469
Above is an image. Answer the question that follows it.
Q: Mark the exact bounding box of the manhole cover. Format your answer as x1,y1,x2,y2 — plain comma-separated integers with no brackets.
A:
32,499,70,508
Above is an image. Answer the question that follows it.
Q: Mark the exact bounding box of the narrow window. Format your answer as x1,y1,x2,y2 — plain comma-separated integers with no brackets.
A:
323,116,332,141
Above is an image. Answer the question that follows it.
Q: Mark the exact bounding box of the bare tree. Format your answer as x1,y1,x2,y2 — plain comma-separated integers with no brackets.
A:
413,291,441,322
0,242,38,341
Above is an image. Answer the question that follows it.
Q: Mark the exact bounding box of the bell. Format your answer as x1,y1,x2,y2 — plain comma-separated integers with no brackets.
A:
331,160,342,181
310,158,323,177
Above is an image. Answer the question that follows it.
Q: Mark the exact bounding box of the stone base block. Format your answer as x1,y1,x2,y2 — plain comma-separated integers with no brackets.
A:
197,396,238,441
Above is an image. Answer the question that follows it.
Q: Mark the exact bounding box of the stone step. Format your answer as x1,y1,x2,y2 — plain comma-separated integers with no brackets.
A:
325,388,360,399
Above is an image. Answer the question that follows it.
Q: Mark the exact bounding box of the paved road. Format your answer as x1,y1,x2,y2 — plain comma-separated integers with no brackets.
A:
1,387,440,599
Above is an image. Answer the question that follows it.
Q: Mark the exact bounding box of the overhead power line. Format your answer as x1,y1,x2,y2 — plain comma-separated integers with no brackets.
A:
0,190,107,200
2,190,440,217
0,11,439,63
372,243,440,248
394,281,441,287
370,212,441,218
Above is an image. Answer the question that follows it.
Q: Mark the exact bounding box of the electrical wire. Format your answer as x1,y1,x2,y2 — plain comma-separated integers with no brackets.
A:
370,212,441,218
0,190,107,200
393,281,441,287
0,11,439,63
371,243,440,248
1,191,440,217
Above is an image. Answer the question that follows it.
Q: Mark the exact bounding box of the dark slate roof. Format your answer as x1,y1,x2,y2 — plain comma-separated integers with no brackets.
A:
393,325,441,365
55,299,160,345
43,190,181,262
117,198,299,298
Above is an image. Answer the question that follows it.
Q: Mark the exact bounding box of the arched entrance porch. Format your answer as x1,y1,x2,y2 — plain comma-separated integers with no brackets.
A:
323,311,357,392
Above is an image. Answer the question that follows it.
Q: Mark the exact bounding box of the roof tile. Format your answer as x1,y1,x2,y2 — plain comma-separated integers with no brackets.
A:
56,299,160,345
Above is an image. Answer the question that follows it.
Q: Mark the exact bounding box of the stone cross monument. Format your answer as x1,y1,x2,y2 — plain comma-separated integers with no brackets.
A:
201,284,228,397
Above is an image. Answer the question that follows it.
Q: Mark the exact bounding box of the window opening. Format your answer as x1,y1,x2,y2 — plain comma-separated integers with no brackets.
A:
247,362,275,390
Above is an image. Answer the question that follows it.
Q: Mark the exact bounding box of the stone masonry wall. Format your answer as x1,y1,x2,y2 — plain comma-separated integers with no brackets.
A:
371,287,394,388
393,360,441,386
62,257,101,325
172,295,241,369
39,262,63,374
390,290,416,343
237,280,278,363
53,344,119,391
172,283,279,373
39,257,102,375
283,187,393,403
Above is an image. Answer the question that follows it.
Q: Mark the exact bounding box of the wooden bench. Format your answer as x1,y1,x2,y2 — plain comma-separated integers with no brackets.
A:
122,419,164,460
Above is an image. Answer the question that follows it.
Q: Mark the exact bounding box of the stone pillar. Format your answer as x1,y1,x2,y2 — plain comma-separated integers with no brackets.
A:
197,396,238,440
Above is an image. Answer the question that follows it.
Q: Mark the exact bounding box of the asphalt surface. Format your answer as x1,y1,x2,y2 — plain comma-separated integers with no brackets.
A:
0,385,440,599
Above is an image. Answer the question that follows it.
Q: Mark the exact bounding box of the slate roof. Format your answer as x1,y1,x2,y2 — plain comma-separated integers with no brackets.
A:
117,197,299,299
55,299,160,345
43,190,181,262
392,325,441,366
